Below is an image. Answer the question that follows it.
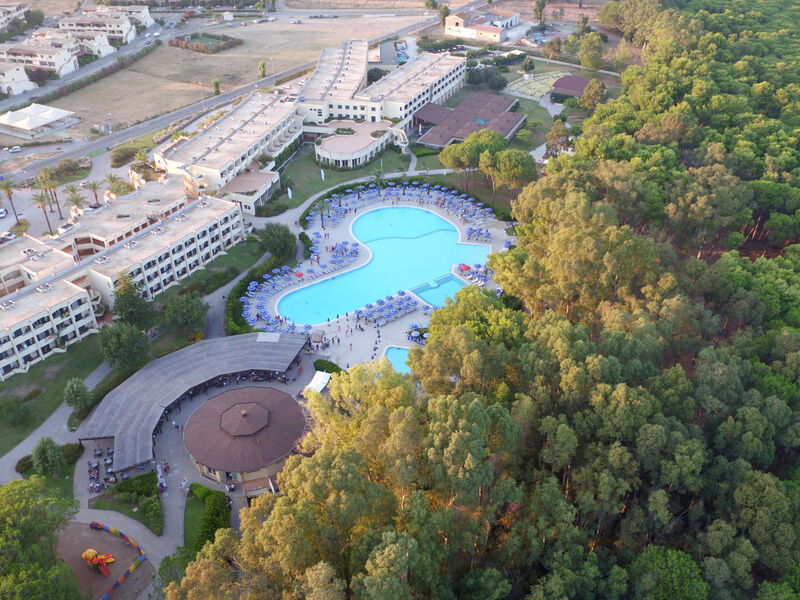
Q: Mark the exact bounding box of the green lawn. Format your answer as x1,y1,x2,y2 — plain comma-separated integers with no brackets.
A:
184,494,204,550
415,153,444,171
92,497,156,531
275,146,411,209
35,462,76,500
0,337,103,458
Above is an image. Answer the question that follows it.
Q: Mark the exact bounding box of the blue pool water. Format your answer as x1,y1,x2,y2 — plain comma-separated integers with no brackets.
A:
412,274,466,308
385,346,411,374
277,207,488,324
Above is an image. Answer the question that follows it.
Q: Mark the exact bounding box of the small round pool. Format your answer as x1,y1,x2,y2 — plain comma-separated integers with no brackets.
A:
277,207,488,324
385,346,411,374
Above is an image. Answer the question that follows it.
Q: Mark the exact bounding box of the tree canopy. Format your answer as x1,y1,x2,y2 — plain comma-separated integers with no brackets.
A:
165,1,800,598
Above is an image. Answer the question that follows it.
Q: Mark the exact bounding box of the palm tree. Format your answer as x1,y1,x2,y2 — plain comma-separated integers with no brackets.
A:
0,179,20,224
104,173,122,188
134,149,149,164
370,169,385,194
85,180,100,206
37,169,63,219
31,191,53,234
64,184,85,214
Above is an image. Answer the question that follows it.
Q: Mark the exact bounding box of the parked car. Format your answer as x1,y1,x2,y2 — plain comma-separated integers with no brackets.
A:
79,180,89,188
0,208,7,218
9,146,21,153
1,231,16,240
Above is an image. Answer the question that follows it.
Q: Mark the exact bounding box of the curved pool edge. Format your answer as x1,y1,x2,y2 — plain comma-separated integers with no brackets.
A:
274,204,491,326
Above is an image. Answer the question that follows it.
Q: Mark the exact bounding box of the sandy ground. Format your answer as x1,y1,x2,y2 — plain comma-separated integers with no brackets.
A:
49,70,211,138
57,521,155,600
47,15,422,137
286,0,424,7
24,0,77,15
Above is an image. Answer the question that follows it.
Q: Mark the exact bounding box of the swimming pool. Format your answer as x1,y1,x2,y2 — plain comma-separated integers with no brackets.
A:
277,207,488,324
412,274,467,308
385,346,411,374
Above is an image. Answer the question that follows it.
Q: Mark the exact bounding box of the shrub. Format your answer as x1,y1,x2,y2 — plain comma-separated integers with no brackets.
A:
255,202,289,217
189,482,212,502
140,493,163,535
0,397,30,426
116,471,158,495
110,145,138,168
15,454,33,474
314,359,343,374
32,436,66,476
61,442,84,464
22,387,41,401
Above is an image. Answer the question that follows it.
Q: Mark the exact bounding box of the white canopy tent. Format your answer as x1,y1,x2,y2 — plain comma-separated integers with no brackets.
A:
306,370,332,393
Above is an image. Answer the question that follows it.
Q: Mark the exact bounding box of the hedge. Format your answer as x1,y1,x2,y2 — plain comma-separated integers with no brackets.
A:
115,471,157,495
15,455,33,474
169,33,243,54
189,483,231,553
411,146,439,157
299,232,313,259
255,202,289,217
313,359,343,374
225,247,296,335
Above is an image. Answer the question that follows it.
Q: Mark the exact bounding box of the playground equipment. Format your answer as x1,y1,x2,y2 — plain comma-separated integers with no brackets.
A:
88,521,148,600
82,548,115,576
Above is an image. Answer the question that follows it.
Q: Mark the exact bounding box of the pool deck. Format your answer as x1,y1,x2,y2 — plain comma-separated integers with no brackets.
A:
265,189,513,370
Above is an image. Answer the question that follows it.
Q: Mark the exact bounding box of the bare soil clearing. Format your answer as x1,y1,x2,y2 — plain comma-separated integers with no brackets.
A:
56,521,155,600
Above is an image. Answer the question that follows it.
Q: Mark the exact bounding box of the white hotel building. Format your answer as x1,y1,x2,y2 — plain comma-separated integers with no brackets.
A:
0,3,26,31
0,176,245,381
155,93,301,215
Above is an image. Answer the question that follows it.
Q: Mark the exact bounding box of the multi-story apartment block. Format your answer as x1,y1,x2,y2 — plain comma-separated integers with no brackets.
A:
83,5,154,28
155,93,301,214
297,40,369,125
0,236,75,296
0,40,78,76
352,53,466,129
54,176,190,258
86,197,245,303
0,174,245,380
31,27,115,58
58,13,135,45
0,3,26,31
0,60,35,95
0,279,98,380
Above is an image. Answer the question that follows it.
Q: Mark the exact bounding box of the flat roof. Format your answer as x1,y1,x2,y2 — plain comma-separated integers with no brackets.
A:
56,177,188,246
0,235,74,278
0,278,86,332
87,196,237,277
219,170,278,195
552,75,590,96
299,39,368,102
184,386,306,473
416,92,525,148
356,53,464,104
79,333,309,471
168,93,298,172
318,119,393,154
0,41,66,57
59,14,130,26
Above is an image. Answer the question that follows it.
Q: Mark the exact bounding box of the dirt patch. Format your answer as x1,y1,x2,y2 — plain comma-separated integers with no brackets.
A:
25,0,78,15
286,0,423,7
496,0,607,23
43,363,62,380
0,382,38,400
57,521,155,600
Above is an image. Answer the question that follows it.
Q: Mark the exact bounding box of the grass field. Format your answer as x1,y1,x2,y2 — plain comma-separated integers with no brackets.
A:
184,494,204,550
0,337,102,458
92,497,157,532
276,145,411,208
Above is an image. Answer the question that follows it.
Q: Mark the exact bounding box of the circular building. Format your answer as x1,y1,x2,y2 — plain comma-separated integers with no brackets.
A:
184,386,306,497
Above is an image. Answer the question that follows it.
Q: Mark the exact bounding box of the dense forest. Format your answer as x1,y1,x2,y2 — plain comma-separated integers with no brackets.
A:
163,0,800,598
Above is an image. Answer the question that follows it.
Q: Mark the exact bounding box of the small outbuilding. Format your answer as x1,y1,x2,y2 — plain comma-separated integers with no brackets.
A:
550,75,590,98
184,386,307,497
